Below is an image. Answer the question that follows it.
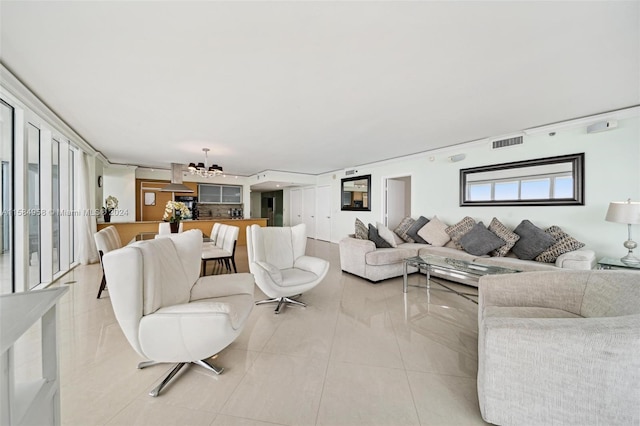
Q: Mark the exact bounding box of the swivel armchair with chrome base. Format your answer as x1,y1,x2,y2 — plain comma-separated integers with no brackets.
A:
246,224,329,314
93,225,122,299
102,229,255,396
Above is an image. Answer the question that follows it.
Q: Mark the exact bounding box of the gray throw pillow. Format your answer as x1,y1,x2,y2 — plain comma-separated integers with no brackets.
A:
406,216,430,244
445,216,476,250
394,217,416,243
511,220,556,260
535,226,585,263
368,224,392,248
488,217,520,257
355,218,368,240
459,222,506,256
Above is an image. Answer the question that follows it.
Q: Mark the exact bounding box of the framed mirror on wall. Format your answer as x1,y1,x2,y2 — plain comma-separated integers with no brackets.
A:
460,153,585,206
341,175,371,211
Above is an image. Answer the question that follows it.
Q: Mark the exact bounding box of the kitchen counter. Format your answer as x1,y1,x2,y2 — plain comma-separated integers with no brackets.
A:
97,218,268,246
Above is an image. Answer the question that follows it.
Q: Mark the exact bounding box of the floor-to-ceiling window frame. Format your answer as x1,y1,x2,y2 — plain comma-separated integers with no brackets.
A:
2,77,90,292
26,122,42,288
52,138,60,276
0,99,14,295
53,136,73,279
69,146,76,265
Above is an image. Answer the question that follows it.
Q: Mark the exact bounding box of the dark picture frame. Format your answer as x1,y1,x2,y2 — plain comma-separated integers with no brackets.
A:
460,153,585,206
341,175,371,211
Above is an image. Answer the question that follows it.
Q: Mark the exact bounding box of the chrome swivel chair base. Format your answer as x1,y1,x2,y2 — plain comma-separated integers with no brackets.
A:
138,357,224,397
255,295,306,314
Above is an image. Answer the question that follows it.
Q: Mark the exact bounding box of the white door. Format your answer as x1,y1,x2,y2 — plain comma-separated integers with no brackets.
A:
316,185,331,241
290,189,303,226
385,178,407,229
303,187,316,239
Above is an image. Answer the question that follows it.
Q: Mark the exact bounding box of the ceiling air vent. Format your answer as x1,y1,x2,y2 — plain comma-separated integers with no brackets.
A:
345,169,357,176
492,136,523,149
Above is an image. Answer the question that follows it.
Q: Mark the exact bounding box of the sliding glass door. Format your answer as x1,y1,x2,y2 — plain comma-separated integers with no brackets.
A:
2,75,90,291
0,100,13,294
27,123,41,288
52,139,60,275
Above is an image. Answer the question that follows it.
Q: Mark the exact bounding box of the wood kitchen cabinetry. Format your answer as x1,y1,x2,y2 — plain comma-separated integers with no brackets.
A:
135,179,198,221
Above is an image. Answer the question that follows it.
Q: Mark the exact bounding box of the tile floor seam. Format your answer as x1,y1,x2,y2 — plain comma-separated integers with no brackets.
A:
100,393,141,426
384,293,423,426
211,413,288,426
215,348,261,415
312,272,346,426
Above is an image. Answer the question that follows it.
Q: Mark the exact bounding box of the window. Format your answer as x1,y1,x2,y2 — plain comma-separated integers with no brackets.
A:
460,153,584,206
27,123,41,288
494,181,518,200
2,71,90,289
69,148,76,263
52,139,60,274
0,99,13,294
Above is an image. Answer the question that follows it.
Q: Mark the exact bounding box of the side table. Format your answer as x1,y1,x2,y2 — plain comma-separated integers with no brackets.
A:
597,257,640,271
1,287,68,425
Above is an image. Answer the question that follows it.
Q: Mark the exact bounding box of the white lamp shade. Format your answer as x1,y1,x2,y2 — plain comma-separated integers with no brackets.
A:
605,201,640,224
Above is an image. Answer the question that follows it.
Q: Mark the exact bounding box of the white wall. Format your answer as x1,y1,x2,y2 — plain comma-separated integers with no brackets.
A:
324,115,640,259
250,191,261,218
103,165,136,222
282,189,291,226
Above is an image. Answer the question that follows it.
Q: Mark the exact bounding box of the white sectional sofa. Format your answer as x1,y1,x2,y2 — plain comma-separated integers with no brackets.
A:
477,270,640,425
339,230,596,286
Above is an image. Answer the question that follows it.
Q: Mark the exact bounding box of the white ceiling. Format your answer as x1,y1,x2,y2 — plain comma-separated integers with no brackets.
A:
1,1,638,177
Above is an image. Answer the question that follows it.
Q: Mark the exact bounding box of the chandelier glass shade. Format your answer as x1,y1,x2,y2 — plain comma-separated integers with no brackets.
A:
188,148,223,178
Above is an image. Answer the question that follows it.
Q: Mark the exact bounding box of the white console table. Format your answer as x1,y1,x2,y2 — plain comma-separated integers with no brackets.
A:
1,287,68,425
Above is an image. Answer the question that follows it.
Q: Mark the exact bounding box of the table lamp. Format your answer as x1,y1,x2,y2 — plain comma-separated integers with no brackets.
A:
605,199,640,265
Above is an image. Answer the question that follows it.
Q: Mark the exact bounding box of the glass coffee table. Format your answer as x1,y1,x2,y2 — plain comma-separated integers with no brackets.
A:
597,257,640,270
403,254,520,303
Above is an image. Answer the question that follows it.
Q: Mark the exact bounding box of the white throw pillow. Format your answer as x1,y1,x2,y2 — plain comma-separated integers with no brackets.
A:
392,232,405,246
376,222,398,247
417,216,451,247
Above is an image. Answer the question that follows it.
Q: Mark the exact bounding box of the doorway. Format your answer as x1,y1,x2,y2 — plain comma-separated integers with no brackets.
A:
385,176,411,229
261,190,283,226
315,185,331,241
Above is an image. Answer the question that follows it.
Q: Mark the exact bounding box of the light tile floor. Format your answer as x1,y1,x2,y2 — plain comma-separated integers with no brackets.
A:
46,239,488,426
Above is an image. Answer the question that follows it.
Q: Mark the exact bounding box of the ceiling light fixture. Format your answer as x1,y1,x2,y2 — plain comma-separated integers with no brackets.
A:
188,148,223,178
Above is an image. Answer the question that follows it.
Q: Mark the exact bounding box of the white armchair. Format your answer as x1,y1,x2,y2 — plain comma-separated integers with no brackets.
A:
102,229,255,396
93,225,122,299
478,270,640,425
246,224,329,314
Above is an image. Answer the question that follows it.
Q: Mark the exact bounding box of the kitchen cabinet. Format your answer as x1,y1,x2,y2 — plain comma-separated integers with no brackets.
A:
198,184,242,204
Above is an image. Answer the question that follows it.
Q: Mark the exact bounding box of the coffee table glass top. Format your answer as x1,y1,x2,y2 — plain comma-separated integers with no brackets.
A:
406,254,520,276
598,257,640,270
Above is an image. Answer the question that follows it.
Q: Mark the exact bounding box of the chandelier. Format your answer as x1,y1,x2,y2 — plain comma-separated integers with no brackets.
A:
188,148,223,178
